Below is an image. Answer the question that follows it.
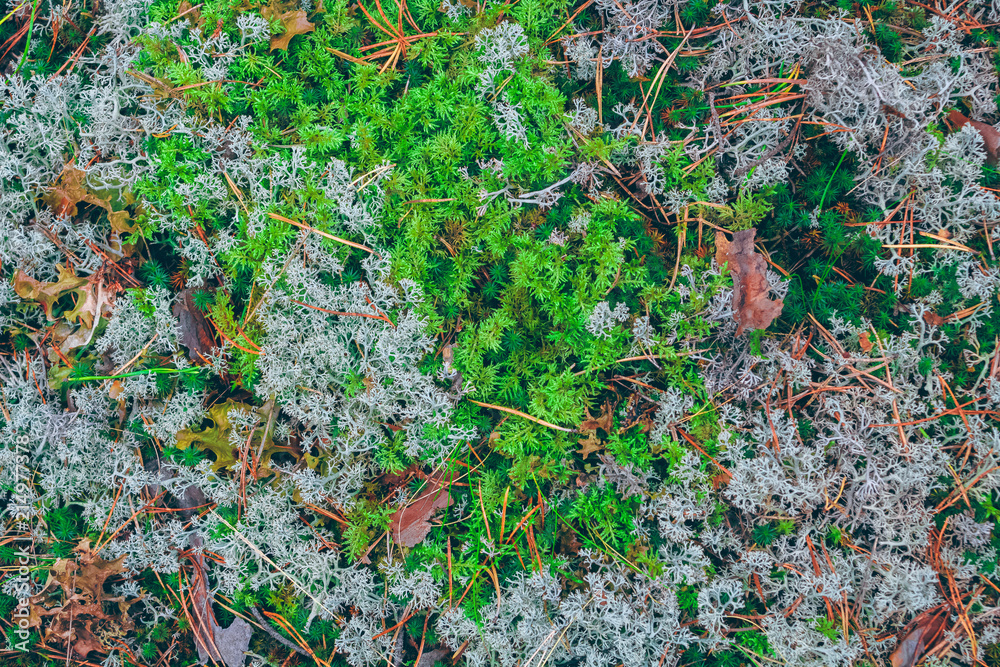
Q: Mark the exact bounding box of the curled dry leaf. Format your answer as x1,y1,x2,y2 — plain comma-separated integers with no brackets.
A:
268,10,314,51
715,228,783,335
15,265,113,352
858,332,873,354
579,400,614,433
42,166,136,234
389,469,454,547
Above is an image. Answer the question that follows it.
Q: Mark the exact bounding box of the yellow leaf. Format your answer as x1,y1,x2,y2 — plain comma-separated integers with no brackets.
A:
175,400,286,473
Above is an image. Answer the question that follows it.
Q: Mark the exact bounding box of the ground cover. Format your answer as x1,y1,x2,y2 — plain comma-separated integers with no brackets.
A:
2,0,1000,666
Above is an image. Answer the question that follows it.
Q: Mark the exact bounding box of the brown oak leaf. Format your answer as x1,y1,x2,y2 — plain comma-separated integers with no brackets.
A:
389,470,454,547
579,401,614,433
948,109,1000,165
27,538,139,660
576,432,603,459
715,228,783,335
268,10,314,51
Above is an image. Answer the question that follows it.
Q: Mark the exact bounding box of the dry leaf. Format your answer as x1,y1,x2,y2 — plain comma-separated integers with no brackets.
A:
176,0,205,27
618,393,654,433
42,166,136,234
858,332,873,354
389,470,454,547
14,265,88,322
416,648,450,667
558,524,582,555
27,538,139,660
576,432,603,459
174,400,284,473
711,470,732,489
579,401,614,433
188,549,253,667
173,287,216,360
269,10,314,51
923,310,948,327
890,609,947,667
948,109,1000,165
715,228,783,335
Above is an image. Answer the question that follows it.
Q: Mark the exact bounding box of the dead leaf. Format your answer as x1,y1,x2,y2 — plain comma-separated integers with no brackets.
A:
576,432,603,459
381,463,421,489
14,265,88,321
858,332,873,354
890,608,947,667
268,10,314,51
42,166,136,234
416,648,450,667
711,470,732,489
173,288,216,360
579,401,614,433
174,400,284,473
948,109,1000,165
389,470,454,547
715,228,783,335
618,392,654,433
188,549,253,667
557,524,582,555
923,310,948,327
27,538,139,660
176,0,205,28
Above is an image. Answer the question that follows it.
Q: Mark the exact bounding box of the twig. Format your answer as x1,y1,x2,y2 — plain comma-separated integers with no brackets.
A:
250,607,310,657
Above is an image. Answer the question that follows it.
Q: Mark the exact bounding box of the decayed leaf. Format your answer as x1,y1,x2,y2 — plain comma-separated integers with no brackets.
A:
579,401,614,433
890,608,947,667
389,470,454,547
416,648,451,667
948,109,1000,165
618,392,654,433
173,287,216,360
14,265,88,321
268,10,314,51
576,432,603,459
715,228,783,335
42,166,136,234
174,400,284,472
27,538,139,660
16,266,113,354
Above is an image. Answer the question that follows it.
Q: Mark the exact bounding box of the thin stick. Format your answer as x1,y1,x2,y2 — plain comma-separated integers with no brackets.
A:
267,213,381,257
466,399,575,432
